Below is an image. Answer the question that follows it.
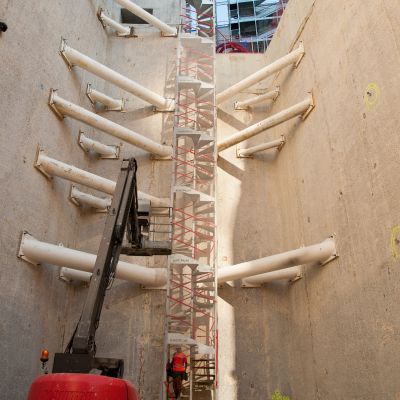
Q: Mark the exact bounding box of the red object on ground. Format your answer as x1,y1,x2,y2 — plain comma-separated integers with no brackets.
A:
216,42,249,53
28,374,140,400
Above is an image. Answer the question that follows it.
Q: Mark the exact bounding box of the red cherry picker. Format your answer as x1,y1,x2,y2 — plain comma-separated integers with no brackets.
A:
28,158,166,400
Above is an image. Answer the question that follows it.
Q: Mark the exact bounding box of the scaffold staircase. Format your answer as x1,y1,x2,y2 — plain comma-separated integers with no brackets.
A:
163,1,217,399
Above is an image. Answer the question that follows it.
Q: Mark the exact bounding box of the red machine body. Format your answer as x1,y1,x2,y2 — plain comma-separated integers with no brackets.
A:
28,374,139,400
216,41,249,53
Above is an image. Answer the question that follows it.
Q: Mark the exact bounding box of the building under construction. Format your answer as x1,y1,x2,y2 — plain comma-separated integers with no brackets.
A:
1,0,399,399
216,0,288,52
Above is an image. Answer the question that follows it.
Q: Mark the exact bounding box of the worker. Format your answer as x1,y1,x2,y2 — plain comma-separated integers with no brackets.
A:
171,347,187,399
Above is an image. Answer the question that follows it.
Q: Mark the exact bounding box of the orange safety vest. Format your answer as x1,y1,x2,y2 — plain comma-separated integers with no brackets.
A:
172,352,187,372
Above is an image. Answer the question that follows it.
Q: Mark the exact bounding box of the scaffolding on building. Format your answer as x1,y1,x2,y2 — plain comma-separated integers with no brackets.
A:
215,0,289,53
163,0,217,399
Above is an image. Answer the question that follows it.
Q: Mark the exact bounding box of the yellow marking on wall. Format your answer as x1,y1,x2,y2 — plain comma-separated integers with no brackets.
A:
364,82,381,110
390,225,400,259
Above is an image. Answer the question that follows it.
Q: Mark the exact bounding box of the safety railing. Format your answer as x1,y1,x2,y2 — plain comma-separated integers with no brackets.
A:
163,1,217,399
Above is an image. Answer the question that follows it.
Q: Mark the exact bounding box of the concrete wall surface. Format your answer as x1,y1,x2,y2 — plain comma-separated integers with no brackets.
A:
0,1,176,398
2,0,400,399
216,0,400,399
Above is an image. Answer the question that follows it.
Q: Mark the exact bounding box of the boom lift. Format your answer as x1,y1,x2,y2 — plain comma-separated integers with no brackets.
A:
28,158,169,399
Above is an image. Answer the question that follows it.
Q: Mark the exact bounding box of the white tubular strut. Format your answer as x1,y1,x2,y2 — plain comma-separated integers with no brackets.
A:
35,149,170,207
60,267,92,283
35,148,116,194
70,186,112,211
237,135,285,158
78,132,120,159
218,237,337,284
114,0,177,37
242,266,302,287
60,39,175,111
86,84,124,111
18,232,167,287
98,9,132,37
218,94,314,152
49,90,172,158
216,42,304,105
234,87,280,110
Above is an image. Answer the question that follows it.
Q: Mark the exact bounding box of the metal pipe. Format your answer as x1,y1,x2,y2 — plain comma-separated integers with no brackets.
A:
98,9,132,36
60,267,92,283
35,149,116,194
218,237,337,284
242,266,302,286
78,132,119,159
114,0,177,37
35,149,170,207
218,94,313,152
86,84,124,111
70,186,112,211
216,42,304,105
60,39,174,111
19,232,167,287
137,191,170,208
49,90,172,158
234,87,280,110
237,135,285,158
